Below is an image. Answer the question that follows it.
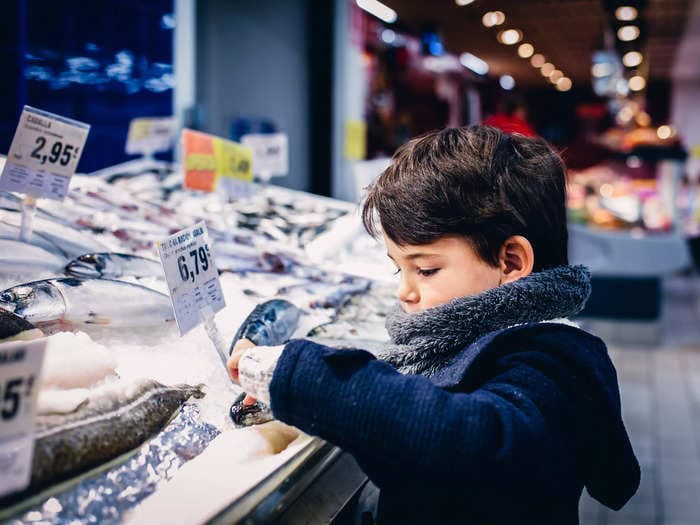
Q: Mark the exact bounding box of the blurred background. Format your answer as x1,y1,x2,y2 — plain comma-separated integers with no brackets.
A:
1,1,700,523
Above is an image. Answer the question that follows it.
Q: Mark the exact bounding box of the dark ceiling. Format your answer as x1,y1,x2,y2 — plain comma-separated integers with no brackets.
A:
386,0,691,87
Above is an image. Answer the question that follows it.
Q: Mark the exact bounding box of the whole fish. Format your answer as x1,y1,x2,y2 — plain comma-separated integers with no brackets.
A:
0,212,109,258
0,278,175,330
229,299,304,427
0,239,68,277
229,299,303,354
65,253,164,279
23,379,204,497
0,220,68,257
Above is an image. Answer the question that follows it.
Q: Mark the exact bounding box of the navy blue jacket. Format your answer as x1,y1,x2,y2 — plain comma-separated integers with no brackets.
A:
269,323,640,524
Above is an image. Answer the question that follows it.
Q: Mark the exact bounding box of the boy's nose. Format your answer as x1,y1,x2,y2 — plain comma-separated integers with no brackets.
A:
397,277,419,305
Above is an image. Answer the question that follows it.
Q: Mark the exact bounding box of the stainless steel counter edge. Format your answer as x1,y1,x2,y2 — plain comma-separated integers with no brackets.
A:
207,438,341,525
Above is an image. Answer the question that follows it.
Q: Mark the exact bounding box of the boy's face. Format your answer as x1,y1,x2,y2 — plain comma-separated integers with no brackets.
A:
385,234,502,314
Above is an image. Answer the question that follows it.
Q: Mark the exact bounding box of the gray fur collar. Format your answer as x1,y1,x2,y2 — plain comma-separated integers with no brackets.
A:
377,265,591,376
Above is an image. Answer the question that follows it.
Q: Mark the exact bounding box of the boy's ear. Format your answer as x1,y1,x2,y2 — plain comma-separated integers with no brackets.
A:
498,236,534,284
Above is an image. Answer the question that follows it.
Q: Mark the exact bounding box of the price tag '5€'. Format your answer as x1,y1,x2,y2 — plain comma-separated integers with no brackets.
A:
0,106,90,201
0,338,47,498
157,222,226,335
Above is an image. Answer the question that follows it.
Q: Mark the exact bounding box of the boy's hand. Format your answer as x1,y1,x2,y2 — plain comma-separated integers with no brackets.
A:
227,338,258,405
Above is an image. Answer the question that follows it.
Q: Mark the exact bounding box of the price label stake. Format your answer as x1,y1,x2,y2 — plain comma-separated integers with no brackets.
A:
0,338,47,498
157,222,228,366
0,106,90,241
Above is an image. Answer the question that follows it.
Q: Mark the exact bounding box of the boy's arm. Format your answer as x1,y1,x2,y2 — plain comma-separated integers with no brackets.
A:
257,339,572,487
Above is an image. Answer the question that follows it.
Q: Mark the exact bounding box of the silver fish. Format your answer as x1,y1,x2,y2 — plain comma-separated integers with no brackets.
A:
0,220,68,257
65,253,163,279
0,211,109,258
0,239,68,277
25,379,204,496
0,278,175,330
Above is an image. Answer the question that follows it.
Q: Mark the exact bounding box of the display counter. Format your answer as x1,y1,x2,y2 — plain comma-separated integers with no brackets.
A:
0,158,384,524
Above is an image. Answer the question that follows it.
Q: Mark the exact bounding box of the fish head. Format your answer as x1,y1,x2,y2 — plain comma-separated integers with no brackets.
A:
65,254,106,278
0,281,65,324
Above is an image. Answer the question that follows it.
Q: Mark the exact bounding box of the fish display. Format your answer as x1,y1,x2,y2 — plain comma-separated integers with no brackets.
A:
0,159,379,522
4,379,205,500
229,299,305,427
0,277,175,330
65,253,164,279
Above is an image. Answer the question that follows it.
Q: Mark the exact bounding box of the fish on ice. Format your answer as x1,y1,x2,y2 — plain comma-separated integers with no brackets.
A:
0,277,175,331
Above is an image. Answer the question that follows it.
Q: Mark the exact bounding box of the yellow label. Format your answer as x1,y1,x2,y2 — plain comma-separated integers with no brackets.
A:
128,119,152,142
691,145,700,159
213,137,253,182
185,153,217,172
344,120,366,160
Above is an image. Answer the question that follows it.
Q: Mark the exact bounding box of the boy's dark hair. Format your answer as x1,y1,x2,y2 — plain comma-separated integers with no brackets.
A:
362,125,568,272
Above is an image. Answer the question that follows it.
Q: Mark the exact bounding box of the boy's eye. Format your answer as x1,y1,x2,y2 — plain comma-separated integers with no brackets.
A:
418,268,439,277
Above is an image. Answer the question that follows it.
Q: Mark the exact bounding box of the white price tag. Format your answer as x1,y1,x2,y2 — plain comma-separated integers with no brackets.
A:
241,133,289,177
126,117,177,155
0,106,90,201
0,338,47,497
157,222,226,336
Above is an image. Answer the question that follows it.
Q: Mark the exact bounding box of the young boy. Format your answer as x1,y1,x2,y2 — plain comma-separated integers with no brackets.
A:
228,126,640,524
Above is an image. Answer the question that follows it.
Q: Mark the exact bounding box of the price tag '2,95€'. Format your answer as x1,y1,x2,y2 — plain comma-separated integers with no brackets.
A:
157,222,226,336
0,338,46,498
0,106,90,201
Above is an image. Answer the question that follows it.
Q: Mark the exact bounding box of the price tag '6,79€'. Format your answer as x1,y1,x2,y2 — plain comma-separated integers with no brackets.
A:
0,106,90,201
0,338,47,498
157,222,226,335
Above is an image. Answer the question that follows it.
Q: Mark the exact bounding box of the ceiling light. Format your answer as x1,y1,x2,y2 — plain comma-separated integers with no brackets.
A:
455,0,475,5
498,29,522,45
459,52,489,75
518,43,534,58
591,63,613,77
556,77,572,91
622,51,643,67
615,6,638,21
549,70,564,83
381,29,396,44
356,0,397,24
482,11,505,27
629,75,646,91
530,54,545,68
540,63,555,76
499,75,515,90
617,25,640,42
657,125,673,139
